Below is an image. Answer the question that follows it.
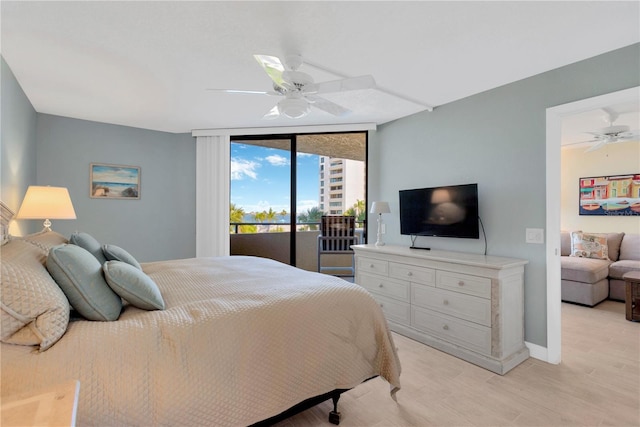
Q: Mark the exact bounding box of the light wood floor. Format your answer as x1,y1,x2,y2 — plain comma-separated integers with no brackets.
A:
276,301,639,426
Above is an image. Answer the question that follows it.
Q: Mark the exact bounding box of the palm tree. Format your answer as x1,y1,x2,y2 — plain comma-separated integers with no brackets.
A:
344,199,366,226
297,206,323,231
230,204,256,233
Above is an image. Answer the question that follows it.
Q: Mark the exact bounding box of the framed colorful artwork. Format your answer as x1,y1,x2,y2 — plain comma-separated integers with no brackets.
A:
90,163,141,199
579,174,640,216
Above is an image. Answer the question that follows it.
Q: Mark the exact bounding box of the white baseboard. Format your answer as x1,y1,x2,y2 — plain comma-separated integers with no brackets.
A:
525,341,554,363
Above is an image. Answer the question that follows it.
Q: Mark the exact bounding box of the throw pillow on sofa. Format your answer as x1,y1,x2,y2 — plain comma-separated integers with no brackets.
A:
570,232,609,260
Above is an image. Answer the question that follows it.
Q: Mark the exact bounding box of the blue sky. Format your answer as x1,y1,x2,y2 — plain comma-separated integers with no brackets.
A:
230,143,320,215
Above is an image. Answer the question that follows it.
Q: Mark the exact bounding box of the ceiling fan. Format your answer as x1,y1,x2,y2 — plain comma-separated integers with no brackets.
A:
209,54,376,119
581,108,640,152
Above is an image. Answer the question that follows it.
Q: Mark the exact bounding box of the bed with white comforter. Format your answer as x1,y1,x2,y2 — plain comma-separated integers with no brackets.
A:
1,233,401,426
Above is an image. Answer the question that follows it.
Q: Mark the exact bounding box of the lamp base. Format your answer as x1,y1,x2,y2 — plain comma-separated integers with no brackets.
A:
42,219,52,232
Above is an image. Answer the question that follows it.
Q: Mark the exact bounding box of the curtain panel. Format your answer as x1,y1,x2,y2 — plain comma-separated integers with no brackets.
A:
196,135,230,257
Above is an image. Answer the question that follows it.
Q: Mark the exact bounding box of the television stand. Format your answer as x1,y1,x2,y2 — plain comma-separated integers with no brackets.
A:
352,244,529,375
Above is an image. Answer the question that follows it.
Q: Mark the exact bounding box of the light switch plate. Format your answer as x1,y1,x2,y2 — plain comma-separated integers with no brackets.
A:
526,228,544,244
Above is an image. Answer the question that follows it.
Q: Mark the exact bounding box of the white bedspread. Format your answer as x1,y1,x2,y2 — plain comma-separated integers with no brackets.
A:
1,256,401,426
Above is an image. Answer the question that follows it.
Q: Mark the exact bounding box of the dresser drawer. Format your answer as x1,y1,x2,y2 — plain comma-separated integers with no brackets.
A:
358,273,410,302
411,284,491,327
389,262,435,286
371,294,411,325
436,271,491,299
357,257,389,275
412,306,491,354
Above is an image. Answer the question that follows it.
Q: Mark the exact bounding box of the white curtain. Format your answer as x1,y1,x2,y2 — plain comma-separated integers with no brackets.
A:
196,135,230,257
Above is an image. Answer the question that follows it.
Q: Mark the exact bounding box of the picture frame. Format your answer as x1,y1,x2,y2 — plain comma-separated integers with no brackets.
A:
578,173,640,216
90,163,141,199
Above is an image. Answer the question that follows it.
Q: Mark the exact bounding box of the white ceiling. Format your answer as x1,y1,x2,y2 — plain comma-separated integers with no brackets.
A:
1,1,639,134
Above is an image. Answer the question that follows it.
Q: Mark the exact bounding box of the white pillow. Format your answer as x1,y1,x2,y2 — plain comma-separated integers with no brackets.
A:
0,240,70,351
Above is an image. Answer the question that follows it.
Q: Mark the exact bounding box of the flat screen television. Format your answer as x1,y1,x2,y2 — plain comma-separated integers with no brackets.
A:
399,183,479,239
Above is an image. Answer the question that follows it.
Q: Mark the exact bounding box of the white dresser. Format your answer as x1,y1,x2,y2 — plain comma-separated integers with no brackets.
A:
352,244,529,375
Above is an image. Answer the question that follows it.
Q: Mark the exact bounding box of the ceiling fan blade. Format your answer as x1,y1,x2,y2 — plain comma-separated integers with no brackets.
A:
306,95,350,116
262,105,280,120
306,75,376,94
207,88,278,95
585,139,609,152
254,54,286,88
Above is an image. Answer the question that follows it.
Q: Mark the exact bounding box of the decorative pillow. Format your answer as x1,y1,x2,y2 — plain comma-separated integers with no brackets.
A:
570,232,609,260
103,261,165,310
0,240,70,351
102,244,142,270
47,244,122,321
69,231,107,264
17,230,68,253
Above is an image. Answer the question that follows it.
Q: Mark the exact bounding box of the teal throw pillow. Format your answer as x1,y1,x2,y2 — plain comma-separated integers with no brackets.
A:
46,244,122,321
103,261,165,311
69,232,107,264
102,244,142,270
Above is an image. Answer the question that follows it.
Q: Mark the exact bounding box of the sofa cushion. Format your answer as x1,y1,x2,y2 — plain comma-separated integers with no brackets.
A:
560,231,574,256
619,234,640,261
561,256,611,283
608,260,640,280
604,232,625,261
570,232,609,260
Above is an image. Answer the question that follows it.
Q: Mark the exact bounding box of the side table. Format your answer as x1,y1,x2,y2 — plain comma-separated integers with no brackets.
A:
623,271,640,322
1,380,80,427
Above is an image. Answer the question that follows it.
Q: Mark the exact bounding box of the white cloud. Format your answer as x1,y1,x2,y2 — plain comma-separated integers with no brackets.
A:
297,199,319,212
231,159,259,180
265,154,289,166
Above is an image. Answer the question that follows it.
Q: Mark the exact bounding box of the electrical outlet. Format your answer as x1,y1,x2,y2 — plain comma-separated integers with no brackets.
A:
526,228,544,244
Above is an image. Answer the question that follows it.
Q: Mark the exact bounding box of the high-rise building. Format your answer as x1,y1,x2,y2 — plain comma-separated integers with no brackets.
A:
318,156,365,215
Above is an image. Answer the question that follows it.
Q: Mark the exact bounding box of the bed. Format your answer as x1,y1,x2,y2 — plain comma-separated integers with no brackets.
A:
0,211,401,426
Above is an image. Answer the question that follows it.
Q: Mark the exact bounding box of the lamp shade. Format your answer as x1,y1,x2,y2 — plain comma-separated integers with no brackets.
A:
16,186,77,220
370,201,391,214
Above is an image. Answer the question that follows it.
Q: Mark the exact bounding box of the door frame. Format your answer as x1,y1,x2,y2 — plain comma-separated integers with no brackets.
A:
545,86,639,364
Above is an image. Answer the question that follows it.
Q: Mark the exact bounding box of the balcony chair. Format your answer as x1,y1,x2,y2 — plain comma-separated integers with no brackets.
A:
317,215,360,277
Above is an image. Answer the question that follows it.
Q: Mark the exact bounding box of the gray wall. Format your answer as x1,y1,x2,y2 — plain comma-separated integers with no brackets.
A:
1,57,39,235
35,114,196,262
370,43,640,347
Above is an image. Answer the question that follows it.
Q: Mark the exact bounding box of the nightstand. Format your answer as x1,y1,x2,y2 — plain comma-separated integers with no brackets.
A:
623,271,640,322
1,380,80,427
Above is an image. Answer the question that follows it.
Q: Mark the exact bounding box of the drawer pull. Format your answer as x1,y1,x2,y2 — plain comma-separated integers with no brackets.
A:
443,299,449,305
407,272,413,276
458,281,465,286
378,283,384,288
442,324,449,330
379,303,384,308
370,264,375,268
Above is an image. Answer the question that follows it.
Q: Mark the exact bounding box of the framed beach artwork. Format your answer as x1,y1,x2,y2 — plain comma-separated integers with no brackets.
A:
90,163,140,199
578,173,640,216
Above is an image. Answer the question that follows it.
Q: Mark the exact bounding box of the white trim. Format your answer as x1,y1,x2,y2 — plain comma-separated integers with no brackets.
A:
192,122,376,137
525,341,548,362
544,86,639,364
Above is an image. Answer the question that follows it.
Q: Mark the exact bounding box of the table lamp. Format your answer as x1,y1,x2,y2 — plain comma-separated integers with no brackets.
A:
370,201,390,246
16,186,77,232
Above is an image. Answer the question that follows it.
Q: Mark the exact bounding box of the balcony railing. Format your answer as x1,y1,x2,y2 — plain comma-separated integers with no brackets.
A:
230,221,366,234
230,221,367,274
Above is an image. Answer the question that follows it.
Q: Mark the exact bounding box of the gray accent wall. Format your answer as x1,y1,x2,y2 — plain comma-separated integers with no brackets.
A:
35,114,196,262
370,43,640,347
1,57,38,235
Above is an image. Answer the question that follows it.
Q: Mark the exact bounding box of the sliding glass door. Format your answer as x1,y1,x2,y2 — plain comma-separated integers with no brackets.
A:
229,132,367,272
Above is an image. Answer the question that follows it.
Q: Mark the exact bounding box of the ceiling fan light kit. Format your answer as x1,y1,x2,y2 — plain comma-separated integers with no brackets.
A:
278,97,311,119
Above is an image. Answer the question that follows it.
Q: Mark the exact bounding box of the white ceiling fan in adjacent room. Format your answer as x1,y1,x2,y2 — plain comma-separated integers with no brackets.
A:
208,54,376,119
579,108,640,152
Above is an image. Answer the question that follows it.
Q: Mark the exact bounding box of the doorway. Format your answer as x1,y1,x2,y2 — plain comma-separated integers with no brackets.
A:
545,86,639,364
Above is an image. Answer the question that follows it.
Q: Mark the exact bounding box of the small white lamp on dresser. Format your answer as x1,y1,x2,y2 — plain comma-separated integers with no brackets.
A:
370,201,390,246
